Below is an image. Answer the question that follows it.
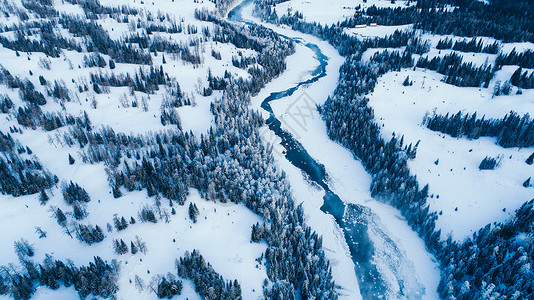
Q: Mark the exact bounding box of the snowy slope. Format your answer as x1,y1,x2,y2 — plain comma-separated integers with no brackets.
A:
365,41,534,240
273,0,414,25
241,3,441,299
0,0,271,299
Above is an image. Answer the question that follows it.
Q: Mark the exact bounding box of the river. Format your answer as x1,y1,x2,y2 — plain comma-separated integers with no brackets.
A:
228,1,438,299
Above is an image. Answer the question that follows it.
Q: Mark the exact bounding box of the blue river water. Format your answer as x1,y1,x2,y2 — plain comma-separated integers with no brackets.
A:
228,1,391,298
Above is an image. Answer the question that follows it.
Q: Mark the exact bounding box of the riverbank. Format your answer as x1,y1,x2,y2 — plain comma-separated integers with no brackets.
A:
234,1,441,299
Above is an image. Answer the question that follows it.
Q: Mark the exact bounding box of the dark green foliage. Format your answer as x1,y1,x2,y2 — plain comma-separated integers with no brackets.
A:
89,66,166,94
82,53,106,68
14,239,34,257
0,274,8,295
113,239,128,254
112,184,122,198
496,49,534,69
188,203,199,223
406,37,430,55
39,189,49,205
138,206,157,223
72,202,88,220
68,154,75,165
211,49,222,60
176,250,241,299
59,15,152,64
0,21,82,58
156,276,182,299
0,95,13,114
452,38,500,54
54,208,67,227
438,199,534,299
15,104,89,132
92,82,102,94
113,215,128,231
264,282,295,300
424,111,534,148
75,224,104,244
52,6,334,298
130,241,137,254
479,156,498,170
510,67,534,89
21,0,57,18
523,177,531,188
19,255,119,299
47,80,70,101
62,181,90,204
416,52,493,87
251,222,264,242
38,75,47,86
414,0,534,43
0,142,56,197
527,152,534,165
10,274,33,300
402,75,412,86
19,80,46,105
436,37,453,50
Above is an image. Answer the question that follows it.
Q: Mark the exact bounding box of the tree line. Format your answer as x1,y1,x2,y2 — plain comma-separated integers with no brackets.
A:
424,111,534,148
254,0,534,298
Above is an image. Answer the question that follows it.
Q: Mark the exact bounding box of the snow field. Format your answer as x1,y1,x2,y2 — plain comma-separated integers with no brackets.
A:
243,3,441,298
368,68,534,240
0,0,270,299
272,0,414,25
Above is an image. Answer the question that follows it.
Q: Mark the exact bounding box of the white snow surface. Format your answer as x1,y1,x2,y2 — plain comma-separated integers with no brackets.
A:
2,0,533,299
0,0,267,299
346,24,414,39
241,2,441,299
273,0,414,25
357,30,534,241
368,67,534,241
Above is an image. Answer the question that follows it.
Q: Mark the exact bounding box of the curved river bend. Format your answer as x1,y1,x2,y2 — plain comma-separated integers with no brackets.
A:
228,1,428,299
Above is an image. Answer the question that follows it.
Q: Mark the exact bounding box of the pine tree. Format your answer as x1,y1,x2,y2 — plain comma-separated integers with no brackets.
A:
68,154,75,165
131,241,138,254
251,222,263,242
188,203,199,223
39,189,49,205
114,239,128,254
55,208,67,227
112,184,122,198
526,152,534,165
402,75,412,86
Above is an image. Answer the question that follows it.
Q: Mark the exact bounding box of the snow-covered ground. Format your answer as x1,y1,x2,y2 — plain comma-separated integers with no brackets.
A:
0,0,270,299
352,27,534,240
241,2,441,299
0,187,265,300
2,0,532,298
346,24,413,39
272,0,414,25
368,67,534,241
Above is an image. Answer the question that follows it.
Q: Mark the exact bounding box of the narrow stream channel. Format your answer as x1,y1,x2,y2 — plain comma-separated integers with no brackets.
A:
228,1,392,298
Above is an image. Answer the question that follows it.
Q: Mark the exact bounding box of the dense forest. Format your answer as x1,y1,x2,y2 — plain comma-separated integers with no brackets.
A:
0,0,533,299
0,0,338,299
425,111,534,148
336,0,534,43
254,0,534,298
